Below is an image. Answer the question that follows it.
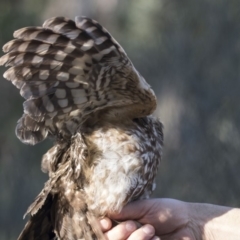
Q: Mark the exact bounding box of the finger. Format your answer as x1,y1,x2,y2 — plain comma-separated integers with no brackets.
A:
105,220,138,240
109,199,154,221
127,224,155,240
150,236,161,240
99,217,112,232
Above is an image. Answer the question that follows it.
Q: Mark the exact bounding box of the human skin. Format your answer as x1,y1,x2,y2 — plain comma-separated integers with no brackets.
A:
99,198,240,240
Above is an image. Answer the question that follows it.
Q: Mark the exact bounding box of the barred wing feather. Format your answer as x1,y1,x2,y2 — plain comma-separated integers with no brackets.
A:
0,16,156,145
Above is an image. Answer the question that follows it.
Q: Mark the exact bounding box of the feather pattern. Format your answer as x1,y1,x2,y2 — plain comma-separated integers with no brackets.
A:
1,16,156,145
1,16,163,240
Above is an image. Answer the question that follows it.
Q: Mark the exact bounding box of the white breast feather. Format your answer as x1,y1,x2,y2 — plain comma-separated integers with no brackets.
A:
85,128,143,215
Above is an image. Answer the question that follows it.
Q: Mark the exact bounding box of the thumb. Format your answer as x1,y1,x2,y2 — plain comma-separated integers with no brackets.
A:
108,199,153,221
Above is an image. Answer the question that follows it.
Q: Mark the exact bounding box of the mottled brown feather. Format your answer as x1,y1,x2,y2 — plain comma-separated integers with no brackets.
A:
1,16,163,240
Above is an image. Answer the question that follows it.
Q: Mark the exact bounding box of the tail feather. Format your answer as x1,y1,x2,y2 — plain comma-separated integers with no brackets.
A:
19,192,106,240
18,134,106,240
54,195,105,240
18,195,56,240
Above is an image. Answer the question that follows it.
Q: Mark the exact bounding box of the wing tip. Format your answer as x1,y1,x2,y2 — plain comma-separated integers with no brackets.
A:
15,115,48,145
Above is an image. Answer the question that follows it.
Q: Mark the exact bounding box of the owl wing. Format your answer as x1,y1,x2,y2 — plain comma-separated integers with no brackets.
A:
0,16,156,145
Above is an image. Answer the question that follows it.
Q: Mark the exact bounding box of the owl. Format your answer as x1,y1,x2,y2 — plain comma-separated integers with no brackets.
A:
0,16,163,240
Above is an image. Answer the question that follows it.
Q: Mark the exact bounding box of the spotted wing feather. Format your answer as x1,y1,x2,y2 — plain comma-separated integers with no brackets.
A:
1,16,156,145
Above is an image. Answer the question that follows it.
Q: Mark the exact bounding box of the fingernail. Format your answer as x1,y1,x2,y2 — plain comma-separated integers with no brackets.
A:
99,218,110,229
125,221,136,232
151,237,160,240
142,224,155,236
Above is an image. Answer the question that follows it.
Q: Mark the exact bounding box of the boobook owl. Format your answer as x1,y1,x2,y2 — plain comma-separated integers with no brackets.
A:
0,16,163,240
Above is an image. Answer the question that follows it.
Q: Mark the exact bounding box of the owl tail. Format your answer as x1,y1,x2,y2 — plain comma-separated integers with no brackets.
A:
18,189,105,240
50,191,105,240
17,194,55,240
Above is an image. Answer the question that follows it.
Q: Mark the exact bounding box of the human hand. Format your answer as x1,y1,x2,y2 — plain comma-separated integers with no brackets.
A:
100,216,159,240
99,198,198,240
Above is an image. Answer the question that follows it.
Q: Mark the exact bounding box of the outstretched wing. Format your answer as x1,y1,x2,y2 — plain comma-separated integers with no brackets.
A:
0,16,156,145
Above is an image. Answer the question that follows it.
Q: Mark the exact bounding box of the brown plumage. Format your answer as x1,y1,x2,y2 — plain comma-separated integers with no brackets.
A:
0,16,163,240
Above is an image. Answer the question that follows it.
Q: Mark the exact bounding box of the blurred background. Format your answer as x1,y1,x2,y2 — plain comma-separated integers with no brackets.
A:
1,0,240,239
